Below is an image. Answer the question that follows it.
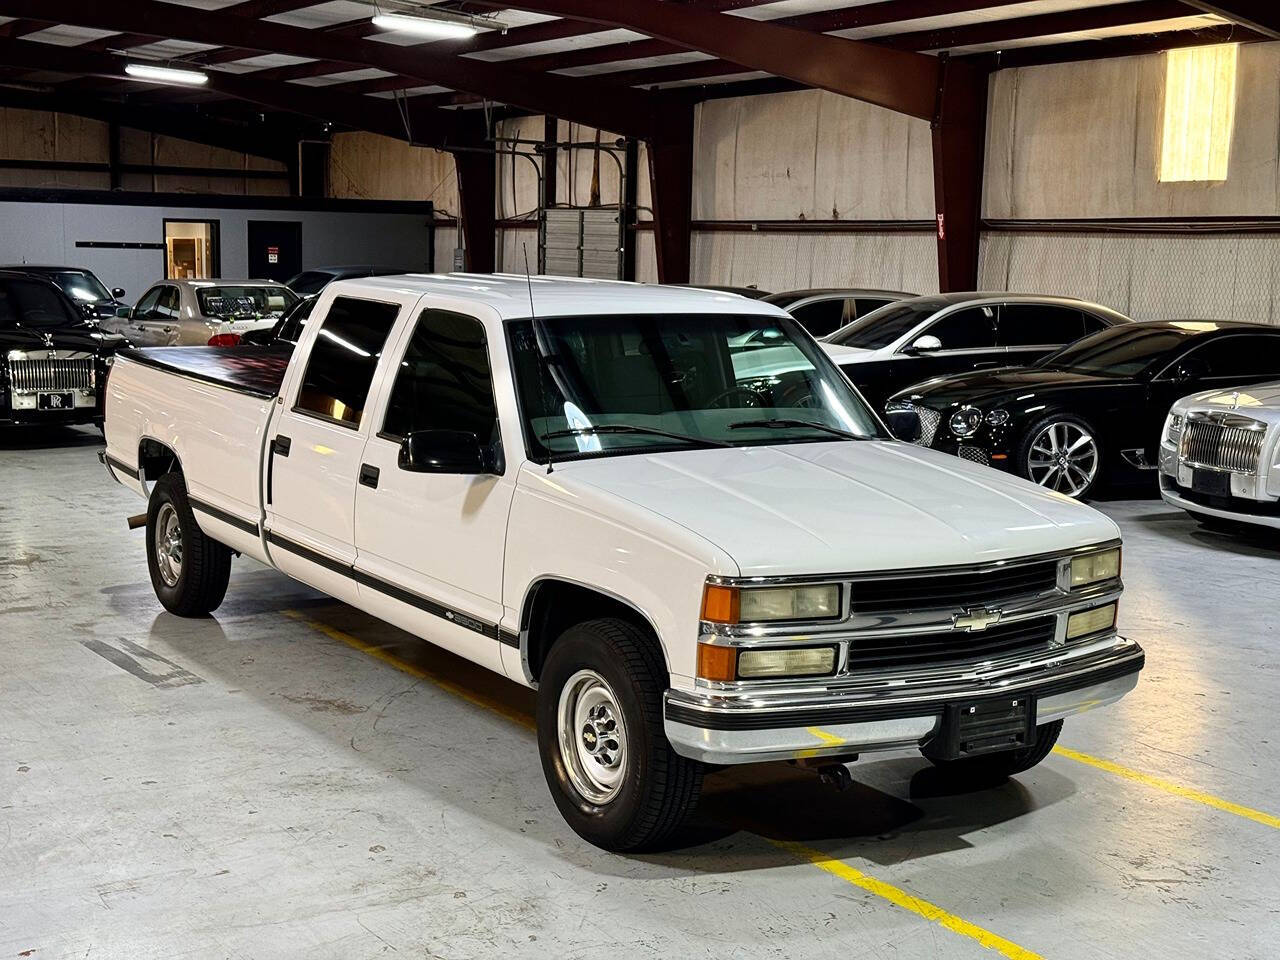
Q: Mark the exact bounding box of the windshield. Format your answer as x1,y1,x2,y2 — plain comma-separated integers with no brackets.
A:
825,301,940,349
47,270,111,303
286,271,335,296
196,285,297,319
1037,325,1194,377
508,312,886,463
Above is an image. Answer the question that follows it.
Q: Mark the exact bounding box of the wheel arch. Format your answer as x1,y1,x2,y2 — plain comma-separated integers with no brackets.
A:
137,436,185,494
516,577,669,687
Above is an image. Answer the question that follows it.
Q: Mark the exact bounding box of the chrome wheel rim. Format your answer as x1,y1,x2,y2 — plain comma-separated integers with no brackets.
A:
557,669,628,805
154,502,183,587
1027,421,1099,497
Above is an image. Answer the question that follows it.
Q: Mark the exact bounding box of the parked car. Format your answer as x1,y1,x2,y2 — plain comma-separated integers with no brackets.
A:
101,279,298,347
676,284,773,300
884,321,1280,500
285,265,409,296
0,264,129,322
765,288,916,338
0,269,127,428
821,293,1133,413
1159,380,1280,531
101,275,1142,851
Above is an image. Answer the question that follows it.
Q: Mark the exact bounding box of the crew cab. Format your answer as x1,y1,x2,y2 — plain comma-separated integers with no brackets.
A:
101,275,1144,851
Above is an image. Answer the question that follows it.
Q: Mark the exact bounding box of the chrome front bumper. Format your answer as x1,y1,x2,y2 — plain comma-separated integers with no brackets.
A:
664,633,1143,764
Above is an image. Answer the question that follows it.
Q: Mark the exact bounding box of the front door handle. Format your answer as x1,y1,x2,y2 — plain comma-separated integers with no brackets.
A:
359,463,380,489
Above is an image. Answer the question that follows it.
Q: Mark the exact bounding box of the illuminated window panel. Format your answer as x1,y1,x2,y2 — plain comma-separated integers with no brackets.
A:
1159,44,1238,183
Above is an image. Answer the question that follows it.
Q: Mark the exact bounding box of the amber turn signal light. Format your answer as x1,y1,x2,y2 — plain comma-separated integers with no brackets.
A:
701,583,740,623
697,643,737,682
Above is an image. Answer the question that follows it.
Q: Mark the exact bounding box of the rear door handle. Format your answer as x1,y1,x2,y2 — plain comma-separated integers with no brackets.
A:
359,463,380,489
267,435,290,506
272,435,291,456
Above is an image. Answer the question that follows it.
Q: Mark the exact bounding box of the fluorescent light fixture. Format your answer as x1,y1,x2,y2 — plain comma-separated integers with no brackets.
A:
371,12,480,39
124,63,209,86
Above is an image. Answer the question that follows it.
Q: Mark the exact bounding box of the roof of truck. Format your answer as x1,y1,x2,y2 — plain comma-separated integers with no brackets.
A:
334,273,788,320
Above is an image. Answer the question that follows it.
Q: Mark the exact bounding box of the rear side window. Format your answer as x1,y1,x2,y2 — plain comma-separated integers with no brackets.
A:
998,305,1086,347
924,306,997,350
382,309,499,446
789,298,848,338
294,296,400,427
854,298,894,318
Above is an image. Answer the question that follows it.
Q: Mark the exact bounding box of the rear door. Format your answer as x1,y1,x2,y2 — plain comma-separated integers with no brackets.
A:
263,292,410,604
353,306,515,672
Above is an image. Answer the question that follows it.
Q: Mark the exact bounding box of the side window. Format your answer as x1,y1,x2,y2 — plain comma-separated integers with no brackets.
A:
134,287,162,318
789,298,847,338
382,309,499,446
923,306,997,350
294,296,401,428
998,305,1085,347
1182,335,1280,379
156,286,180,319
1081,311,1110,336
855,298,894,318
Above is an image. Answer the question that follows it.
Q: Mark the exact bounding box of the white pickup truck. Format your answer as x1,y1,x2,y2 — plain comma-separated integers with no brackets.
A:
101,275,1144,851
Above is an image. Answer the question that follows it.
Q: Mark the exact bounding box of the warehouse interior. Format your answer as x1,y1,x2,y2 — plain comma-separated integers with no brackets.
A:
2,2,1279,958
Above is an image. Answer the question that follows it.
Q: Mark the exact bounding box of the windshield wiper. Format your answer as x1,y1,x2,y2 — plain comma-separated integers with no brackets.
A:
539,423,732,450
727,418,871,442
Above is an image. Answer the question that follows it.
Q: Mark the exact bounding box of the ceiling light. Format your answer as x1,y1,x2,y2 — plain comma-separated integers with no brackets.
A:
124,63,209,86
371,12,480,39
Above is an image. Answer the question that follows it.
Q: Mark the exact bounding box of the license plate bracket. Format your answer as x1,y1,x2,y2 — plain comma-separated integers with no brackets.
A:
1191,469,1231,497
38,392,74,410
927,695,1035,760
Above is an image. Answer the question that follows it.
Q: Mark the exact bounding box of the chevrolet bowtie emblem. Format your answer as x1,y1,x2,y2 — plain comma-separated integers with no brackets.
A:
953,606,1002,632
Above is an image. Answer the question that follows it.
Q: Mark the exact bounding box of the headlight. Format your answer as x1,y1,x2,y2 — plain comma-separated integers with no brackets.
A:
1066,602,1117,640
1165,413,1183,443
1069,547,1121,588
949,406,984,438
697,643,838,681
702,582,841,623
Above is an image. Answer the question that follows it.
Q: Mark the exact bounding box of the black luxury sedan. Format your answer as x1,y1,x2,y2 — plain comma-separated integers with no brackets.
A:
285,264,409,296
0,264,129,322
820,293,1133,412
0,270,128,428
884,320,1280,499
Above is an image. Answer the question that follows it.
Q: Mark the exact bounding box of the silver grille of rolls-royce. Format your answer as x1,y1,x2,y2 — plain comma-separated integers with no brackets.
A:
6,351,95,393
1180,414,1266,475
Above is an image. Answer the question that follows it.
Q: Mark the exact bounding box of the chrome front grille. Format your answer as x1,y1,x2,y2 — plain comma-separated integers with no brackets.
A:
6,353,94,392
847,616,1057,669
1180,416,1265,474
885,401,939,446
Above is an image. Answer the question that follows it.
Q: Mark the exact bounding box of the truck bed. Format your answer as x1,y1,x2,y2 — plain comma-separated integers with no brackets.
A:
120,346,291,399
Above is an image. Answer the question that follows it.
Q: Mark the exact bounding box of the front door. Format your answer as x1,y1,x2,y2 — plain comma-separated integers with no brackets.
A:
264,293,406,604
248,220,302,283
134,285,181,346
353,307,515,673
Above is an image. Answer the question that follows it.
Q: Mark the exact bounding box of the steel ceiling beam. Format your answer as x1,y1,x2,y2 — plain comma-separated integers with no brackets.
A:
0,0,664,137
1182,1,1280,38
967,21,1268,68
471,0,950,120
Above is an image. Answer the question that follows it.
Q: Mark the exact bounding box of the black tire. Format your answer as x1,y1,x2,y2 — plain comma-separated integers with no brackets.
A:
537,617,704,852
145,472,232,617
928,719,1063,783
1016,413,1103,500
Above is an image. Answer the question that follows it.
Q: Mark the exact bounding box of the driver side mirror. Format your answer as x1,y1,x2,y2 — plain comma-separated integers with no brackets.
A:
112,287,126,299
905,334,942,354
399,429,500,475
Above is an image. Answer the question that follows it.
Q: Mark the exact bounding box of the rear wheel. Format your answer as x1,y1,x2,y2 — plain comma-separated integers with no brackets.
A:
537,617,703,851
146,473,232,617
928,719,1063,783
1018,414,1101,499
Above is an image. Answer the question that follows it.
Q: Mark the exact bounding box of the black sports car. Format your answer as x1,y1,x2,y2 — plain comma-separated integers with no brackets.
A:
0,270,129,428
883,321,1280,499
0,264,129,322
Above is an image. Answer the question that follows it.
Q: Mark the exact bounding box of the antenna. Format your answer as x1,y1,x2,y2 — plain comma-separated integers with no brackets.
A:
522,242,536,318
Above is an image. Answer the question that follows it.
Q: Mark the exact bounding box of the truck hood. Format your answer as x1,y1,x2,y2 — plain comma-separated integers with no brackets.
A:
557,441,1118,577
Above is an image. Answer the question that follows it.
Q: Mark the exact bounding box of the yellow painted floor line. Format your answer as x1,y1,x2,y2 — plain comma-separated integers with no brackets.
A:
285,607,1043,959
1054,745,1280,830
768,840,1043,960
281,609,535,731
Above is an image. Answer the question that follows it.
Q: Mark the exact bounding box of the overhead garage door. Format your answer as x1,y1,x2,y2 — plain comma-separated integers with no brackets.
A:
544,207,621,279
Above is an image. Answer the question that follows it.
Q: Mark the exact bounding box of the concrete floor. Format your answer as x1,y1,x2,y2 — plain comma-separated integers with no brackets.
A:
3,425,1279,959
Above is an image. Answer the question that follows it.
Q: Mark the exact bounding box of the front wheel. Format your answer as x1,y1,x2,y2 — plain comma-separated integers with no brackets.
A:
537,618,703,851
1017,414,1102,499
928,719,1063,783
146,473,232,617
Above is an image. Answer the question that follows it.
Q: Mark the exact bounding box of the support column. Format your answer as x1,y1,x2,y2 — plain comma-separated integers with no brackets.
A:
454,146,496,274
647,105,693,284
931,57,988,292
